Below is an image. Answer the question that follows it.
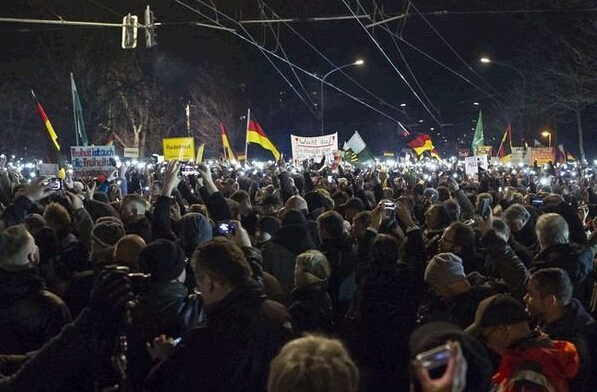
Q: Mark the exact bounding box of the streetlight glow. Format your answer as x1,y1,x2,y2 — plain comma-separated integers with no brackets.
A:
480,57,491,63
354,59,364,65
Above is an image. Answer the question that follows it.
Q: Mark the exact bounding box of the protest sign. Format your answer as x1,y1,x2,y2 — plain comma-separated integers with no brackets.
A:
162,137,195,161
465,156,478,176
476,146,493,156
71,146,115,179
291,133,338,163
511,147,531,165
124,147,140,158
38,163,59,177
531,147,554,165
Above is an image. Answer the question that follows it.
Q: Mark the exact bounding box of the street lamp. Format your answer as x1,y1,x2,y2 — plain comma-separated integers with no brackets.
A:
541,131,551,148
480,57,527,141
320,59,364,135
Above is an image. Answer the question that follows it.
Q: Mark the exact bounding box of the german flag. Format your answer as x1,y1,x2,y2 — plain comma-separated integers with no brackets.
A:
407,134,435,156
430,149,441,160
497,124,512,162
247,119,280,160
32,90,65,178
220,123,237,162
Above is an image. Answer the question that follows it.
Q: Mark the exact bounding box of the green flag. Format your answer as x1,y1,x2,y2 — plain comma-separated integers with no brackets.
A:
343,131,375,164
71,73,89,146
471,110,484,156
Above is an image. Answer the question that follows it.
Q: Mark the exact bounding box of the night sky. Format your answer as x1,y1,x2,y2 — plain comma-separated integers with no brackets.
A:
1,0,595,158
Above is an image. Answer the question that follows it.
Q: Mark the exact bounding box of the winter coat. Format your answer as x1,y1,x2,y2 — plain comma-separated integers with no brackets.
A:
492,332,579,392
418,284,497,330
542,299,597,392
319,233,357,305
288,281,333,334
146,280,295,392
0,268,72,354
482,230,530,299
262,224,316,296
530,243,594,306
127,282,201,391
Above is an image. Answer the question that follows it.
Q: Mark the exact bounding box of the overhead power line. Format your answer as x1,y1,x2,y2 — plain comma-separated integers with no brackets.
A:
173,0,405,125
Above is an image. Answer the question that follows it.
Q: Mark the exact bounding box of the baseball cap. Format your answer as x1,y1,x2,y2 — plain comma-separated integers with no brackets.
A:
465,294,528,337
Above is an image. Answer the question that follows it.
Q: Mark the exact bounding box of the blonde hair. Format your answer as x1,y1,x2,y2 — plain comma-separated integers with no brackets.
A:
267,335,359,392
294,250,331,287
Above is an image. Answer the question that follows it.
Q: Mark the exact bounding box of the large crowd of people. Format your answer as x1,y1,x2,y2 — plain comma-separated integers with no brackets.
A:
0,155,595,391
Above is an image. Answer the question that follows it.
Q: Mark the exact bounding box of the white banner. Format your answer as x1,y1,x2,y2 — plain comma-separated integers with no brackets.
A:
71,146,116,179
511,147,531,165
465,156,478,176
291,133,338,163
124,147,140,158
38,163,59,177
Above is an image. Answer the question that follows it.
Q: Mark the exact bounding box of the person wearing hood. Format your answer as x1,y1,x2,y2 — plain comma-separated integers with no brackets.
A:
285,195,320,246
179,213,213,258
524,268,596,391
317,210,357,313
262,209,317,298
146,237,294,392
288,250,333,334
0,224,71,354
349,234,422,391
466,294,579,392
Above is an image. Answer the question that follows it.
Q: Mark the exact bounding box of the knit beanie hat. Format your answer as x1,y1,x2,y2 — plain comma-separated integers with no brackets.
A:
425,252,466,291
139,239,186,283
92,220,126,249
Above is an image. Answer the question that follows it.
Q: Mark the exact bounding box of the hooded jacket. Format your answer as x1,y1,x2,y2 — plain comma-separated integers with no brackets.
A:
0,268,72,354
492,332,579,392
261,224,316,296
288,281,333,334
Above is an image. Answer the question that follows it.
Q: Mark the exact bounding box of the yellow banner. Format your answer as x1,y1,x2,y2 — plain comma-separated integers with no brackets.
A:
163,137,195,161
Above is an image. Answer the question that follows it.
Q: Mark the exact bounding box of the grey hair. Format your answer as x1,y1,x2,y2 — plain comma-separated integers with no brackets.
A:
503,204,530,224
536,213,569,249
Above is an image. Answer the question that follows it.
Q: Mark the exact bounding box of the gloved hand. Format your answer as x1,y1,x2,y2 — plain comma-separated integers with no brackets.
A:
89,267,135,336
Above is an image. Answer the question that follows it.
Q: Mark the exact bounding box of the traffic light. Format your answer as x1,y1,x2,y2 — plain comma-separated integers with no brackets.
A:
121,14,138,49
144,6,157,48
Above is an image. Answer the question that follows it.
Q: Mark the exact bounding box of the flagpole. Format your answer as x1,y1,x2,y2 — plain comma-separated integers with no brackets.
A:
245,108,250,164
70,73,80,146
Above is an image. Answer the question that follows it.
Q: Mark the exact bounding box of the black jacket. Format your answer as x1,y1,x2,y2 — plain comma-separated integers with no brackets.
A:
319,234,357,306
542,298,597,392
482,230,530,299
531,243,594,305
0,268,72,354
262,224,316,296
418,284,497,330
127,282,201,391
288,281,333,334
146,280,294,392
